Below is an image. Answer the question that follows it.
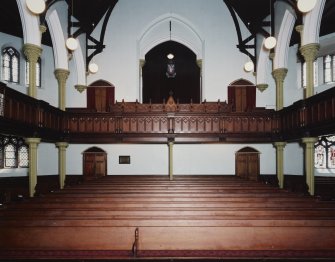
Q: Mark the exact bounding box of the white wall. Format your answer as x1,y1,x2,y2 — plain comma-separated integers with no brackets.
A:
284,142,304,176
66,143,276,176
87,0,255,103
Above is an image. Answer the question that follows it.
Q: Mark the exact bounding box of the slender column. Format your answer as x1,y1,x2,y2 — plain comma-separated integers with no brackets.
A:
168,141,174,181
56,142,69,189
273,142,287,189
302,137,318,195
54,69,70,111
272,68,288,111
23,44,42,98
139,59,146,102
197,59,202,101
25,138,41,197
300,43,320,98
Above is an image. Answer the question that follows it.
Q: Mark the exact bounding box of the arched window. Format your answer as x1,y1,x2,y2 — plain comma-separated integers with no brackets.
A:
25,58,41,87
18,145,29,167
2,47,20,83
0,135,29,169
315,135,335,169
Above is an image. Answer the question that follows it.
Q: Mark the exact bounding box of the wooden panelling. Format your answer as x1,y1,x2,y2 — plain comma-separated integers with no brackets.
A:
1,82,335,143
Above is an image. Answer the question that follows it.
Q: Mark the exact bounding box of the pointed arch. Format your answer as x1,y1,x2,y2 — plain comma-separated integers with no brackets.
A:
16,0,41,46
138,14,203,60
301,0,326,45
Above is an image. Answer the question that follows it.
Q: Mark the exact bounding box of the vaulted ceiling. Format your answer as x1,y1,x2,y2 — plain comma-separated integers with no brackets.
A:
1,1,334,50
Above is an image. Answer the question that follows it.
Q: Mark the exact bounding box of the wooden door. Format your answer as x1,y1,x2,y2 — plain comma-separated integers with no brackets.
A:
83,149,107,180
235,149,260,181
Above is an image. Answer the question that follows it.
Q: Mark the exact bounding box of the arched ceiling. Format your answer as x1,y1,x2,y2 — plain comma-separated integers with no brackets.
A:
0,0,334,48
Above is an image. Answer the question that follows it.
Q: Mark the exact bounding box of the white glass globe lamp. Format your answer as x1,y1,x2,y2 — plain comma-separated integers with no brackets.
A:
297,0,317,13
66,37,78,51
88,63,99,74
244,61,254,72
264,36,277,50
26,0,46,15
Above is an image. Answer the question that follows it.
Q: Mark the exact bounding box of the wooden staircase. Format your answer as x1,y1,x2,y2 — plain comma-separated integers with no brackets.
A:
1,175,335,260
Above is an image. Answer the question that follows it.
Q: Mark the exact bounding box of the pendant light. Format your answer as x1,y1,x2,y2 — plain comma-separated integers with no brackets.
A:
166,20,176,78
243,22,254,72
88,62,99,74
297,0,317,13
66,0,78,51
26,0,46,15
264,0,277,50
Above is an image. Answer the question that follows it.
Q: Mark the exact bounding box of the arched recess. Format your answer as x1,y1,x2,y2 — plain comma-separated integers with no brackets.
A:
142,41,200,103
87,80,115,112
82,147,107,180
138,14,203,102
227,79,256,112
301,0,326,45
16,0,41,46
235,147,260,181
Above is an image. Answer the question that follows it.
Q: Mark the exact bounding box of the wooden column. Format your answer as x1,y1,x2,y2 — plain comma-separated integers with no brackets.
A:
302,137,318,195
23,44,42,98
25,138,41,197
168,141,174,181
272,68,288,111
56,142,68,189
273,142,286,189
54,69,70,111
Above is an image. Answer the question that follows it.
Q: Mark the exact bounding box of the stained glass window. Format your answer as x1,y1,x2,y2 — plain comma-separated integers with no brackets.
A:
315,135,335,169
1,47,20,83
5,144,16,168
324,54,335,84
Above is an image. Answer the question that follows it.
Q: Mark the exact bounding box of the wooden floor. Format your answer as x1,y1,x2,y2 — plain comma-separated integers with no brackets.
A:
1,175,335,261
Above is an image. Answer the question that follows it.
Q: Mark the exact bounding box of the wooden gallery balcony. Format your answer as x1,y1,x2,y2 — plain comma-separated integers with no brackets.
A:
0,82,335,143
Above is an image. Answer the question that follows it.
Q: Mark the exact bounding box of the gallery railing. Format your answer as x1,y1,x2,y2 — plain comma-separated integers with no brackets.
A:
1,82,334,143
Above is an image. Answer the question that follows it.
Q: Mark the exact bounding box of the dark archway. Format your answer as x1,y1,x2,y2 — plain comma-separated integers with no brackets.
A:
142,41,200,103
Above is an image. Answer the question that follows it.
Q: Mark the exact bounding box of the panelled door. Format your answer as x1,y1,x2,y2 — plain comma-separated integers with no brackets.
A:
83,148,107,180
235,148,260,181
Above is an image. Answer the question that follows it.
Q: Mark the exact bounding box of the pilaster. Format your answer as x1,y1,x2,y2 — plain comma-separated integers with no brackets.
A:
54,69,70,111
272,68,288,111
23,44,42,98
300,43,320,98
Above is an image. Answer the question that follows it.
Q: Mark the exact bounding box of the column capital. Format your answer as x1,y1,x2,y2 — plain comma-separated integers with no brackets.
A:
273,141,287,148
40,24,47,34
302,137,318,144
139,59,146,68
256,84,268,92
272,68,288,82
300,43,320,63
25,137,41,144
196,59,202,69
56,142,69,148
54,68,70,82
23,43,42,63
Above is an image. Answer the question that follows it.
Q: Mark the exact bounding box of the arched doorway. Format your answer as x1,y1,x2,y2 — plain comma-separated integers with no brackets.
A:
82,147,107,180
87,80,115,112
142,41,201,103
228,79,256,112
235,147,260,181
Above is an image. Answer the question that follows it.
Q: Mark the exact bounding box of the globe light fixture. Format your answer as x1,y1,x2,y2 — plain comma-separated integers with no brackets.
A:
66,37,78,51
26,0,46,15
88,63,99,74
244,61,254,72
167,53,174,60
297,0,317,13
264,36,277,50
